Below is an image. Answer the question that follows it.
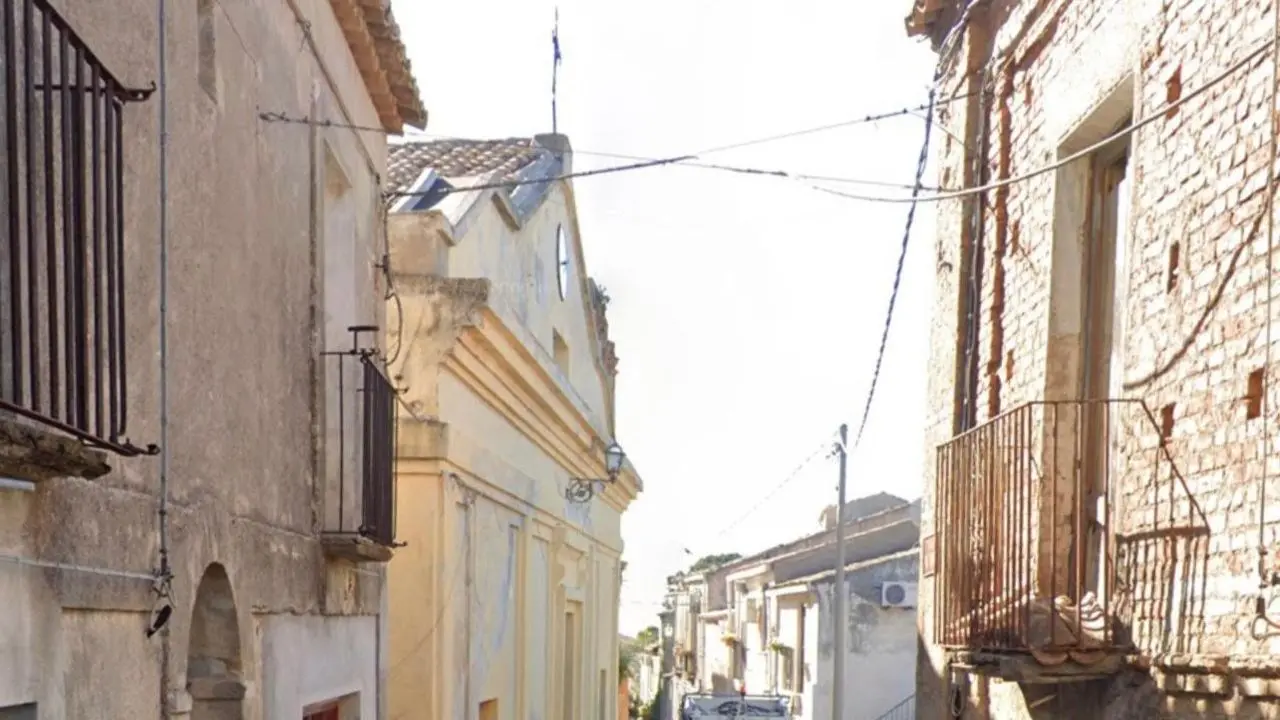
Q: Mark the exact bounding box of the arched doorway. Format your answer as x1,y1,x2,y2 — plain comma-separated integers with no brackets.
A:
187,563,245,720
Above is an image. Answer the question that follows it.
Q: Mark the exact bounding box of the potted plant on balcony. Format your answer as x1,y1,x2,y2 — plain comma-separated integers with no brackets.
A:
768,639,788,654
721,632,739,646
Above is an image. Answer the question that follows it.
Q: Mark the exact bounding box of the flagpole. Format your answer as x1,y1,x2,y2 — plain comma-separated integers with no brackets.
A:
551,7,561,133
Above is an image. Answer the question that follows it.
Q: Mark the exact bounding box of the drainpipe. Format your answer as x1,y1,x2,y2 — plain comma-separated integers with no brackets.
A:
463,490,475,720
762,583,772,694
956,69,988,435
377,571,387,720
155,0,174,714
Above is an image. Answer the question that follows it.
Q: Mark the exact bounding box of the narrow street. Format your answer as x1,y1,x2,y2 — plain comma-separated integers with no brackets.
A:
4,1,1279,719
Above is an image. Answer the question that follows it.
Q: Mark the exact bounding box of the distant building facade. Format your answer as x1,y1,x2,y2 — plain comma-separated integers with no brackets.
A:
660,494,920,720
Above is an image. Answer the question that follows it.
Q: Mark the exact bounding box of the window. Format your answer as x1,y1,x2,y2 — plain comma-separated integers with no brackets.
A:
1081,134,1131,600
318,145,396,556
563,608,581,718
0,1,150,457
556,225,570,300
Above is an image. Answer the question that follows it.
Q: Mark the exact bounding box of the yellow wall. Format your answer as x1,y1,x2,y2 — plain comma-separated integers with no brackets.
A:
386,178,639,720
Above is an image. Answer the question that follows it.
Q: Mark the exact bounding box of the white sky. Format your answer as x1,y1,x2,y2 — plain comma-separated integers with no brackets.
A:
393,0,939,635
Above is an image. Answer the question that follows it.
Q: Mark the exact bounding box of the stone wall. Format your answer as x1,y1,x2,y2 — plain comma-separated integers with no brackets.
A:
0,0,402,717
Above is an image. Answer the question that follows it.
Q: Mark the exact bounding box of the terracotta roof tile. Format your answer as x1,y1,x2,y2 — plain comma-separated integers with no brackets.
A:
330,0,427,132
388,138,546,193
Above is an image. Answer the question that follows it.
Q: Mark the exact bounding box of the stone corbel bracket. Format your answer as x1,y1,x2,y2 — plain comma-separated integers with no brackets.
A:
0,415,110,482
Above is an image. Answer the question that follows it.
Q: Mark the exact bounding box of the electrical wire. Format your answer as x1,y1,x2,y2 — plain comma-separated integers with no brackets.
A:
210,0,251,58
701,431,841,548
691,90,973,155
259,99,965,199
523,146,943,192
374,34,1274,208
850,86,938,449
812,35,1276,205
261,90,973,146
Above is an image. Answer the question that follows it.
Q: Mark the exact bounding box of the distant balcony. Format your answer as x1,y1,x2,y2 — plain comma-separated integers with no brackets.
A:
321,349,399,563
933,400,1192,679
0,0,154,460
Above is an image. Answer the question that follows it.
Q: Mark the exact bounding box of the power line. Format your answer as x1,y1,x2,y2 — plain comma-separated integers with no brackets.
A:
701,431,840,547
261,111,947,193
812,35,1276,205
260,97,968,197
261,89,972,144
851,87,938,449
488,144,944,192
691,90,972,155
617,430,840,578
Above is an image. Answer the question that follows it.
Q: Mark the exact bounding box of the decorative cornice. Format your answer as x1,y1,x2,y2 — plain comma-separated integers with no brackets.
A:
446,309,641,506
387,276,489,400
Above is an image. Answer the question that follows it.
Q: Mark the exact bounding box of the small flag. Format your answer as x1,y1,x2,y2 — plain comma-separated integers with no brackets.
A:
552,8,562,66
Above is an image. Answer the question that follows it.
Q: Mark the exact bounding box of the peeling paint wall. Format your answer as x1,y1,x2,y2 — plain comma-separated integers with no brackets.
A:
259,615,378,719
808,556,918,720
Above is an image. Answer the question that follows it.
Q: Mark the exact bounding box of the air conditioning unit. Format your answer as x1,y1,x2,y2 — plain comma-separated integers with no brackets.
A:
881,582,918,608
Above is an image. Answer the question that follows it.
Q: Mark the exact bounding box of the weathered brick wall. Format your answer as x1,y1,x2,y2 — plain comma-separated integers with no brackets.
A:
917,0,1280,716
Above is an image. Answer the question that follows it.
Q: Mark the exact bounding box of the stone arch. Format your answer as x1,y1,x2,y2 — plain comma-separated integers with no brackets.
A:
187,563,245,720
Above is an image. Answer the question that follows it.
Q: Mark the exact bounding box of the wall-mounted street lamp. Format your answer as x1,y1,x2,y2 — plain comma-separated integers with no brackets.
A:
565,440,626,503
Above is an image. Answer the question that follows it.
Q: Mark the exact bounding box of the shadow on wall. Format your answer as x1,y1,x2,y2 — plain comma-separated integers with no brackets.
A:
1111,428,1210,657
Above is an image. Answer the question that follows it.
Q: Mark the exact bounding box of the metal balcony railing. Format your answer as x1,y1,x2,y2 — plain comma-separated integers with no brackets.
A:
359,354,397,546
0,0,153,455
933,399,1193,654
325,329,398,550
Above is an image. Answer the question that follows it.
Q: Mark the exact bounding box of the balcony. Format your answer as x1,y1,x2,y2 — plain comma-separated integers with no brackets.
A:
933,400,1196,681
321,344,399,563
0,0,155,465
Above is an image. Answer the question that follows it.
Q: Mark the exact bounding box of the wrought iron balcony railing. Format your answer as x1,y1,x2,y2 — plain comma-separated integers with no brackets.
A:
0,0,153,455
933,399,1195,657
322,329,399,560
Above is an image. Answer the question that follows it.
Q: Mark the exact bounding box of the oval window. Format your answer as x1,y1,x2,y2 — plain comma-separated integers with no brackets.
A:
556,225,569,300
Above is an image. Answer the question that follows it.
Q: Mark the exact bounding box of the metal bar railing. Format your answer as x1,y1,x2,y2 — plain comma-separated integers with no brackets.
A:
360,355,396,547
871,694,914,720
933,399,1174,652
324,326,398,550
0,0,152,455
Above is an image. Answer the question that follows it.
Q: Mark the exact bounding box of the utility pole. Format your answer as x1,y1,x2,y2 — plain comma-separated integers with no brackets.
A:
832,423,849,720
